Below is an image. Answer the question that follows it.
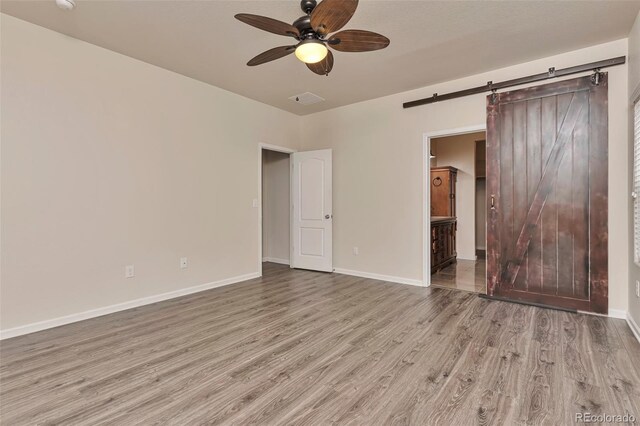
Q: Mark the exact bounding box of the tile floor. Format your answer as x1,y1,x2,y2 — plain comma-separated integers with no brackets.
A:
431,259,487,293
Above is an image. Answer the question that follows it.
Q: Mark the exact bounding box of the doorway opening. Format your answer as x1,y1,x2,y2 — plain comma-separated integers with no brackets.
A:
259,144,294,275
425,129,487,294
258,145,333,276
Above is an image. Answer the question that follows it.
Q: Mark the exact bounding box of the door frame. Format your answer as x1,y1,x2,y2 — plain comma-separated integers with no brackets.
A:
423,124,486,287
258,143,296,276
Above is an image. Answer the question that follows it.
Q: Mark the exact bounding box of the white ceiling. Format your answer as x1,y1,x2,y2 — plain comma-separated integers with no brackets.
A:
2,0,639,115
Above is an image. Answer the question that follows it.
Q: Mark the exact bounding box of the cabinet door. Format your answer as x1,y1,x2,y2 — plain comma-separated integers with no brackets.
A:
431,170,451,216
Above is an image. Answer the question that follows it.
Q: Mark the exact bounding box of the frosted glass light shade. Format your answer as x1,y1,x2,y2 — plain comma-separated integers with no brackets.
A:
295,40,328,64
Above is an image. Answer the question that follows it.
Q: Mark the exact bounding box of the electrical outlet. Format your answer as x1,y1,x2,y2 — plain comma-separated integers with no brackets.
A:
125,264,135,278
636,280,640,298
353,247,359,255
252,198,259,208
180,257,188,269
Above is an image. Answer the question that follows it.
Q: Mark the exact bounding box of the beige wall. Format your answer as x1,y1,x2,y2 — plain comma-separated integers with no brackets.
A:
1,14,635,334
262,150,290,263
629,11,640,325
300,39,630,314
432,132,485,260
0,15,300,332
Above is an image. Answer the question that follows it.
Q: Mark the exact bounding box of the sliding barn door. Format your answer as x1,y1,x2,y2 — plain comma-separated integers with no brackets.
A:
486,74,608,314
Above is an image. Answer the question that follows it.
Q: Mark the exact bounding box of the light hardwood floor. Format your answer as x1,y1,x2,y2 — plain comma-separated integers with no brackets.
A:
1,262,639,425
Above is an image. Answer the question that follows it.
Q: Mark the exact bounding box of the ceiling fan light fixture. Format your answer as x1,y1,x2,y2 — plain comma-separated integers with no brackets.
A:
295,40,328,64
236,0,389,74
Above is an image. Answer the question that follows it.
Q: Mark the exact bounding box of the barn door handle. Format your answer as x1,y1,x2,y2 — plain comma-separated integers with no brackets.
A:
490,195,495,210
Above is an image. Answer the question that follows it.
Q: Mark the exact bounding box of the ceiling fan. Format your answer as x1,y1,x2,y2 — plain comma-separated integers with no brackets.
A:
234,0,390,76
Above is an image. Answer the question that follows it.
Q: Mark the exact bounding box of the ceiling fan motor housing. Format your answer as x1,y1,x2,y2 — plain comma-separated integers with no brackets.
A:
293,16,316,39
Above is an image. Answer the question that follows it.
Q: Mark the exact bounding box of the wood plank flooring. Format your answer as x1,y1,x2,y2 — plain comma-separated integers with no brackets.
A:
1,262,638,425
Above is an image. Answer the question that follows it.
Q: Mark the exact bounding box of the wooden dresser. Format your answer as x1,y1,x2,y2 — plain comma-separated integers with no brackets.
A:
431,216,457,273
430,166,457,273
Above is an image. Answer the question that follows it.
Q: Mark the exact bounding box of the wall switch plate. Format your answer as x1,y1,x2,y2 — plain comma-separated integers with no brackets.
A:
353,247,359,255
125,264,135,278
180,257,188,269
636,280,640,298
252,199,259,208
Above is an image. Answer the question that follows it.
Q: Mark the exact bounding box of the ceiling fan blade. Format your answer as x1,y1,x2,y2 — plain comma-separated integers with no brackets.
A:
247,46,296,66
328,30,390,52
310,0,358,36
235,14,300,39
306,50,334,76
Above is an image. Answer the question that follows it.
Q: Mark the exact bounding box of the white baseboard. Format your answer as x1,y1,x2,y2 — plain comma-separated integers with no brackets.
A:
580,309,626,320
262,257,290,265
627,312,640,344
334,268,424,287
608,309,627,319
457,256,478,261
0,272,260,340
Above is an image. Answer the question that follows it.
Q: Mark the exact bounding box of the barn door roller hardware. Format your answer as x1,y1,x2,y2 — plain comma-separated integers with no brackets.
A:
402,56,625,109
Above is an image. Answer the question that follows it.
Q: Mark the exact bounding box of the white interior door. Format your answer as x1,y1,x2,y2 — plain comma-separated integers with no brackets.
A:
291,149,332,272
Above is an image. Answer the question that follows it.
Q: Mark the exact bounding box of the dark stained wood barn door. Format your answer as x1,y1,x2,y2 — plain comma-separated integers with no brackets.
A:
486,74,608,314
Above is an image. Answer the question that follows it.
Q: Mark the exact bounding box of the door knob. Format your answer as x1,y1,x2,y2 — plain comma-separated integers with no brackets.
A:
325,214,331,219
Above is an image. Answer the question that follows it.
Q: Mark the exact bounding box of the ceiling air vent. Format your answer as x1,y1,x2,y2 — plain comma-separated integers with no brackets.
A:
289,92,325,106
